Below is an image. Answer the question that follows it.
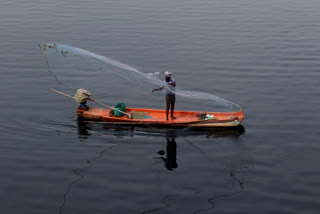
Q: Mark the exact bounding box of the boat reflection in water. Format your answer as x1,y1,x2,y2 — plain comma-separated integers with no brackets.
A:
76,121,246,173
76,120,245,139
73,121,252,214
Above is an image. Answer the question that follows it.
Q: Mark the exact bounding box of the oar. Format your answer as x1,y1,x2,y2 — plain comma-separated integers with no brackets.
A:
49,88,75,99
49,88,133,119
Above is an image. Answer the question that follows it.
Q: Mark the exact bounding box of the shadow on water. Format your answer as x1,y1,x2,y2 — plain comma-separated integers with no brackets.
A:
58,146,113,214
192,168,245,214
59,121,250,214
143,164,249,213
142,129,250,214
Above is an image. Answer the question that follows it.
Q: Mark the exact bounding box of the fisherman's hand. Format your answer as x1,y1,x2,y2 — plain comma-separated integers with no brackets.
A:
152,89,155,92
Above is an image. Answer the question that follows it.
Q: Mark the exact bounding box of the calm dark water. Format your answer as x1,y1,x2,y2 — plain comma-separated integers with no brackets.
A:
1,0,320,213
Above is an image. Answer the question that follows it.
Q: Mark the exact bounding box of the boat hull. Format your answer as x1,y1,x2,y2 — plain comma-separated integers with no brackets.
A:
77,107,245,127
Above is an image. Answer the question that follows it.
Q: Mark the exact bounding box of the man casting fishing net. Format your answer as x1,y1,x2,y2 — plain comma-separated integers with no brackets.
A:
152,71,177,120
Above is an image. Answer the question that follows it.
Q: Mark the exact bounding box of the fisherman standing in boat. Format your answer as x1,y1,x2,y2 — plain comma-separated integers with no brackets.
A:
152,71,176,120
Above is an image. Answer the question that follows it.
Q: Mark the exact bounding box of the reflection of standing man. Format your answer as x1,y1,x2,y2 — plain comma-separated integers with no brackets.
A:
152,71,176,120
157,137,178,170
165,138,177,170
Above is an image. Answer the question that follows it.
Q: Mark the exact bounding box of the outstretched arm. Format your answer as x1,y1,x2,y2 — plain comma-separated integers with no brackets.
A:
152,86,164,92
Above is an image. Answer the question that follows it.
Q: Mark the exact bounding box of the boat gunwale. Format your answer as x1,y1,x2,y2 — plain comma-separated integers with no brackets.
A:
77,107,245,127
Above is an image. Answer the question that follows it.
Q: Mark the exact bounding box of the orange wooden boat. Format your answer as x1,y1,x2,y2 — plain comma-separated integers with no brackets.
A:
77,107,245,127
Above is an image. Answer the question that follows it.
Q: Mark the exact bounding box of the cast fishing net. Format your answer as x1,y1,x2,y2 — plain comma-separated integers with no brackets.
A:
39,43,242,113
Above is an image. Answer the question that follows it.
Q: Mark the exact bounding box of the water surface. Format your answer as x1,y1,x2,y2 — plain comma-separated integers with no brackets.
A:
0,0,320,213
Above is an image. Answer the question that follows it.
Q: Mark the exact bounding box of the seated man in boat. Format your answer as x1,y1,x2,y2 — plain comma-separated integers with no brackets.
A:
152,71,176,120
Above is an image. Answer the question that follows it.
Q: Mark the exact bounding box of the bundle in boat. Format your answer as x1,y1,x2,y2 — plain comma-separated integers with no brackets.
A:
75,88,91,108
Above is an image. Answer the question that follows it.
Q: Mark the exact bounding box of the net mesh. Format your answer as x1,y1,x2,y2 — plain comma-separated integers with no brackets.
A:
39,43,242,112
